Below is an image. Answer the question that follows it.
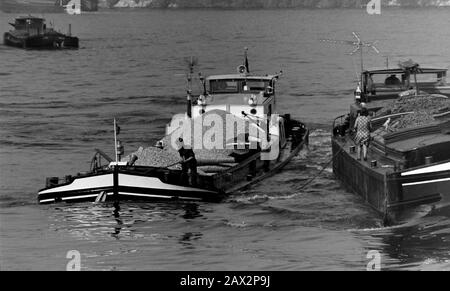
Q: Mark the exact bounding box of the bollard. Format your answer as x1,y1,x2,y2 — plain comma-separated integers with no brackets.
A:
128,153,138,166
371,160,378,168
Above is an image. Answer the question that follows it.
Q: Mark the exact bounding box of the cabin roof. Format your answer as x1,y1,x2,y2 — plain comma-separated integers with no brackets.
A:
16,16,45,21
363,67,447,75
206,74,277,81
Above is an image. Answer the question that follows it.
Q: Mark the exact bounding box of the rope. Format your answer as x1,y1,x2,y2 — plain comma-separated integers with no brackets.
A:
296,146,344,191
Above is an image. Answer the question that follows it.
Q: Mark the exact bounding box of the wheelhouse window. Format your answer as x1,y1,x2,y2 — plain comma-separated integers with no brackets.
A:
209,80,239,93
15,18,44,29
243,80,268,92
209,79,273,94
368,74,404,87
368,72,443,88
413,73,443,84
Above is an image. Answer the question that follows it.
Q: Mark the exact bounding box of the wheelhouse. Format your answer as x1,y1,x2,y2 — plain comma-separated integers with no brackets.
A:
190,74,279,120
361,67,448,98
10,16,46,36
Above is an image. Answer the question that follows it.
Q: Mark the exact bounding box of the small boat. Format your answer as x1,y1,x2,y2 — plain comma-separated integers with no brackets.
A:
332,60,450,224
3,16,79,49
37,52,309,204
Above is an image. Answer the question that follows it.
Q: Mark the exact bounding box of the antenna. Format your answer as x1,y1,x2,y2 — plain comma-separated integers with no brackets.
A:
321,32,380,79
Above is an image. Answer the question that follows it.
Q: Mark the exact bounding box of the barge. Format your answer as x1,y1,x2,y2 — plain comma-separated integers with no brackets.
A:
332,60,450,224
37,53,309,204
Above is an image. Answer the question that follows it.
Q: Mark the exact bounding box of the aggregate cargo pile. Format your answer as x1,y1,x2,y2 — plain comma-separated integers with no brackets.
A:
375,94,450,132
123,109,255,170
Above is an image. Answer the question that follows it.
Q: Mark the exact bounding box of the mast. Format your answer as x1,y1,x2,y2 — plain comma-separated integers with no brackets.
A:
185,56,197,118
114,118,118,163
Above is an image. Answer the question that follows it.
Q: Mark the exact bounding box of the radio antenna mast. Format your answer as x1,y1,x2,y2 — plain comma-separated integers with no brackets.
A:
321,32,380,81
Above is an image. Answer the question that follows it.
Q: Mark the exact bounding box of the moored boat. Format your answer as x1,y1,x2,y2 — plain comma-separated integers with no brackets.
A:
37,52,309,204
3,16,79,49
332,60,450,224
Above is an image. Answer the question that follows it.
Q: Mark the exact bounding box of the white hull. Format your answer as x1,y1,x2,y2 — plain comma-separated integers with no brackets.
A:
38,171,218,204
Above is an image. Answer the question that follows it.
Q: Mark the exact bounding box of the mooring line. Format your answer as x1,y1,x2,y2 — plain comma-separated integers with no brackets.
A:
296,146,344,192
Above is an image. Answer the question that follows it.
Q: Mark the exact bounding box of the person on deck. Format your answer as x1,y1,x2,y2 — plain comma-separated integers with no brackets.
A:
385,74,401,86
354,107,371,161
177,138,198,187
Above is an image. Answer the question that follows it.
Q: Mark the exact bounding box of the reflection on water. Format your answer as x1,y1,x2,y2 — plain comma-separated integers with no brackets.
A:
112,201,122,238
179,232,203,249
49,201,205,242
181,203,202,220
351,211,450,270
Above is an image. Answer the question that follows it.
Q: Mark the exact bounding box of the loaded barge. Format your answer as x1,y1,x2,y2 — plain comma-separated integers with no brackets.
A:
37,53,309,204
332,61,450,224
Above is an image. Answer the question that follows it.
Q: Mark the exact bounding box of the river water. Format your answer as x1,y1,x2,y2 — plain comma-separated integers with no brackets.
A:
1,8,450,271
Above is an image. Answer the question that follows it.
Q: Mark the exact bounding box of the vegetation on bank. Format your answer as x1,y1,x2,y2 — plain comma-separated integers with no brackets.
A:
100,0,450,9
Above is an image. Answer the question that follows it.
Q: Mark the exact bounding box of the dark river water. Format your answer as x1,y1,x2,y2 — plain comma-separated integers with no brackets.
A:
1,8,450,271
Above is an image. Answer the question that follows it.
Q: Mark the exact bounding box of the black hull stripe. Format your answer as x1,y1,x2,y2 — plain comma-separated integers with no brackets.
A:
39,191,214,204
38,186,221,204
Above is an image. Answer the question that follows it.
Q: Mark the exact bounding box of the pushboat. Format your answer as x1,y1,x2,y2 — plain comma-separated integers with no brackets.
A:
332,60,450,224
3,16,79,49
37,53,309,204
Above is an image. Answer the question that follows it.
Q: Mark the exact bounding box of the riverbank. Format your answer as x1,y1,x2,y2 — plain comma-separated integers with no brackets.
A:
100,0,450,9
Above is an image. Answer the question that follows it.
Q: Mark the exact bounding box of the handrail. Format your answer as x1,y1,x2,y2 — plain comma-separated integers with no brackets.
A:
332,114,347,130
94,148,113,163
90,149,114,172
371,111,415,123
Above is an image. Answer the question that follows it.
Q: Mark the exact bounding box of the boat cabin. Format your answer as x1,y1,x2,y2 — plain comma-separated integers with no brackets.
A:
360,67,449,100
191,74,279,120
9,16,47,36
